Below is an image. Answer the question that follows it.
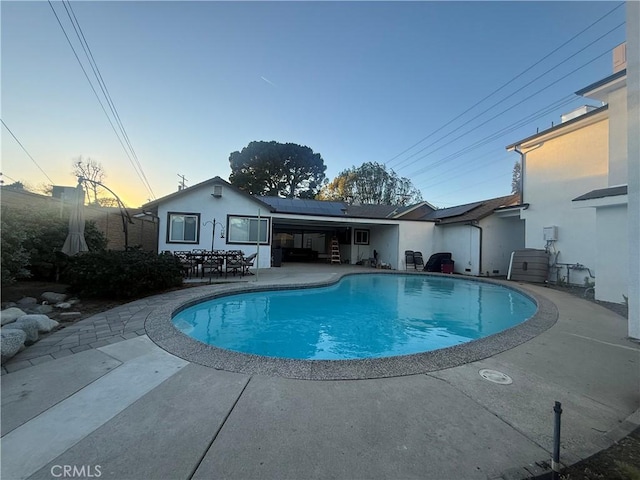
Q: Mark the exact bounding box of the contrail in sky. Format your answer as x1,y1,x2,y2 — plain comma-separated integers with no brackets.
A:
260,76,276,87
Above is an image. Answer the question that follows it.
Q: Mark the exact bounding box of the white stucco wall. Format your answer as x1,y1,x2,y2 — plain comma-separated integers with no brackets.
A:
595,205,628,303
520,116,608,284
608,87,629,186
627,0,640,338
480,216,525,277
433,224,480,276
397,221,436,270
156,183,272,269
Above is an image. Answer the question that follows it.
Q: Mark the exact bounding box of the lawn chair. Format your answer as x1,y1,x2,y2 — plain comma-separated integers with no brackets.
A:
405,250,415,270
413,251,424,271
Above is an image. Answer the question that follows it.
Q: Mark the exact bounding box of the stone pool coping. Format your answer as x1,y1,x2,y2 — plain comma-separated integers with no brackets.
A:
145,272,558,380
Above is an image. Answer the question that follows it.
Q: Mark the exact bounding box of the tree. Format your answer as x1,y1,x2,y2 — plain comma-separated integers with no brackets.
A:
229,141,327,198
511,161,522,195
317,162,423,206
72,157,106,204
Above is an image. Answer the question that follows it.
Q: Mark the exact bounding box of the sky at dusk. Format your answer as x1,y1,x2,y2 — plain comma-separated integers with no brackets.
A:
1,1,627,208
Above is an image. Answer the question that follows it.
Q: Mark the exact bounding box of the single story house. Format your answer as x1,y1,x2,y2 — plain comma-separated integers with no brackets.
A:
142,176,521,276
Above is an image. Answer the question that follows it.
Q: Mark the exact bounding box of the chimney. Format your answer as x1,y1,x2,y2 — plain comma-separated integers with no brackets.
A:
613,43,627,73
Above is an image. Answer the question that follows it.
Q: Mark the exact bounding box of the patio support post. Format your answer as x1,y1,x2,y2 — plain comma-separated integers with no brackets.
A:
255,209,260,282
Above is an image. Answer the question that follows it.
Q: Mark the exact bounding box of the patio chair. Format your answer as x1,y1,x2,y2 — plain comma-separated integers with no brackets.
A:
242,253,257,275
225,251,244,277
405,250,415,270
191,249,207,277
173,251,195,278
201,252,224,278
413,251,424,270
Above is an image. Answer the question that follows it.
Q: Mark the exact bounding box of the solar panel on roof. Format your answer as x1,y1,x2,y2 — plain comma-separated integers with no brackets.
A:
428,201,483,220
258,196,346,215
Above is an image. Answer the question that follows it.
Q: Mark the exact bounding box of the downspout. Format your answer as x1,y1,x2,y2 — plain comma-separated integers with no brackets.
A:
468,222,483,276
513,146,525,203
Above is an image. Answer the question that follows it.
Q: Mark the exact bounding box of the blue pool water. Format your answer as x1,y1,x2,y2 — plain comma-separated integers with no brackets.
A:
173,274,537,360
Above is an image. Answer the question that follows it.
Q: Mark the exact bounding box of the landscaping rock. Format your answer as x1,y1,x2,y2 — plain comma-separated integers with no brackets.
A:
1,307,26,326
12,318,40,344
41,292,67,304
18,314,59,333
16,297,38,306
1,329,27,364
22,304,54,315
1,302,18,310
54,302,72,309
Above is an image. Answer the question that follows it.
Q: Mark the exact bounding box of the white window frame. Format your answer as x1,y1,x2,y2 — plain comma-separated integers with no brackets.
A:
167,212,200,244
227,215,270,245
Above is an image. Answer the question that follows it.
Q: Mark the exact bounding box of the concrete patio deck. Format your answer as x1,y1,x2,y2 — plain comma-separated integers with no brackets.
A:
1,264,638,480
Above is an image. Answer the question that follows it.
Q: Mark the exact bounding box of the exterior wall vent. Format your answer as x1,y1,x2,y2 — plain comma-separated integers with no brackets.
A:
212,185,223,197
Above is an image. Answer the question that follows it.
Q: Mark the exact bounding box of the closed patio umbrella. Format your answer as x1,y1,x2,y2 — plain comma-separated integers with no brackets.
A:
61,182,89,256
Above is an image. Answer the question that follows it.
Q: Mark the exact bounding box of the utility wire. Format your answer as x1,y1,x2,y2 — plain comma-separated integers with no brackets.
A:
63,0,156,199
0,172,19,184
399,46,613,181
410,94,578,183
1,119,55,184
428,171,513,207
385,2,624,170
392,21,624,174
47,0,156,200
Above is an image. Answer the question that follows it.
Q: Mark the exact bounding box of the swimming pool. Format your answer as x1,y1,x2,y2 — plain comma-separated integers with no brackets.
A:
172,274,537,360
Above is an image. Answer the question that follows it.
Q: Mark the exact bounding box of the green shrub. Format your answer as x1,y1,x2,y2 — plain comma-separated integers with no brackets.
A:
1,209,31,285
28,217,108,281
1,206,108,283
63,250,184,299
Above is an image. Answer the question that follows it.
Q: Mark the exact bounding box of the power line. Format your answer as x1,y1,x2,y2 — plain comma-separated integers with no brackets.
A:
385,2,624,171
396,45,613,182
427,171,513,208
410,94,578,183
62,0,156,200
0,172,19,184
1,119,55,184
392,21,624,174
47,0,156,200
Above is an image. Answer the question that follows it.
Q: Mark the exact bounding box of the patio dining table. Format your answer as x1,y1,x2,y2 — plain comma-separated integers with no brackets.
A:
182,250,246,279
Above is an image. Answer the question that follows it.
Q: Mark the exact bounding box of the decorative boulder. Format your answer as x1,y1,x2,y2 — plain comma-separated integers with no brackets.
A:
16,297,38,306
12,318,40,344
1,329,27,364
41,292,68,304
18,314,59,333
1,307,26,326
23,304,54,315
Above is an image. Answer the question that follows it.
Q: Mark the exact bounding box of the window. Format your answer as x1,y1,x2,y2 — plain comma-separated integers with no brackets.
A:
228,216,269,244
167,212,200,243
354,229,369,245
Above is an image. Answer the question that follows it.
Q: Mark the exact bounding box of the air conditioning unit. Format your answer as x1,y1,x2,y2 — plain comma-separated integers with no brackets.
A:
543,226,558,242
212,185,223,198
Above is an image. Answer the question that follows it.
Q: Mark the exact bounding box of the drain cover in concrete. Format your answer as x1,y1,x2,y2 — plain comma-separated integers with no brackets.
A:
479,369,513,385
